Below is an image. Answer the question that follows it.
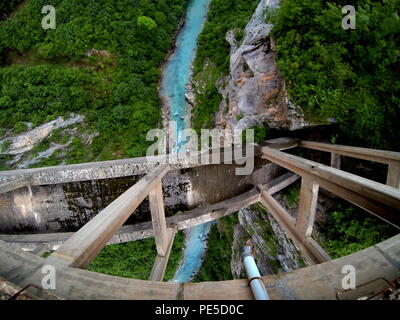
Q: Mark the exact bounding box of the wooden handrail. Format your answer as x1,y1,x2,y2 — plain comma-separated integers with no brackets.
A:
262,147,400,228
51,164,170,269
299,141,400,164
300,141,400,189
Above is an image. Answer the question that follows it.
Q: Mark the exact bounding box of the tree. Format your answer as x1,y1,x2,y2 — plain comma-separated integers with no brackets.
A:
137,16,157,30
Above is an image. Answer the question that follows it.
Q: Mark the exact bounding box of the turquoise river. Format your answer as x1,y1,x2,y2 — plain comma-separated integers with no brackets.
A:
160,0,213,283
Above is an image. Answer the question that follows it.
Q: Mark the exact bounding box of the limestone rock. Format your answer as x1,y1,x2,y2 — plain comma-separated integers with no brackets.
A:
237,204,305,276
217,0,317,132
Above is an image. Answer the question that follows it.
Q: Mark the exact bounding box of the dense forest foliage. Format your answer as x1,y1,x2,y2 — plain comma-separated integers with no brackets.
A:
321,205,398,258
0,0,188,167
270,0,400,150
191,0,259,131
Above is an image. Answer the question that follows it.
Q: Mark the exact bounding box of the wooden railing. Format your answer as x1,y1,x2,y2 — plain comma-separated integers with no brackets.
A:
52,164,174,281
260,146,400,265
26,139,400,282
299,141,400,189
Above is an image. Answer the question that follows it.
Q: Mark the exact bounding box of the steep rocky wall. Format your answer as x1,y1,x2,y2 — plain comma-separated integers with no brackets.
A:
231,203,305,278
186,0,319,133
216,0,314,132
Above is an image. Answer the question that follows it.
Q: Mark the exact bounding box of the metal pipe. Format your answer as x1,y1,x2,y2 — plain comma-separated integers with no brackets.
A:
242,245,270,300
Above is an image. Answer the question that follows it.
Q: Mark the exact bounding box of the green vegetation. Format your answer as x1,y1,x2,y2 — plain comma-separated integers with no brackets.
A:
270,0,400,150
191,0,259,131
0,0,189,166
194,214,238,282
41,233,184,280
87,231,184,281
41,250,54,258
321,205,398,259
0,140,11,153
137,16,157,30
248,203,281,269
282,182,301,207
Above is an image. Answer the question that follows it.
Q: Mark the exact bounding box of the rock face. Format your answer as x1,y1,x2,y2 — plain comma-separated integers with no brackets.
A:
231,203,305,278
2,115,83,156
215,0,313,132
0,114,99,169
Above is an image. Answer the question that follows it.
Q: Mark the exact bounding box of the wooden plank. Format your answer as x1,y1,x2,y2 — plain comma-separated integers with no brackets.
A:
262,147,400,228
259,190,328,265
149,180,169,256
387,161,400,189
331,153,341,169
263,137,299,151
52,164,170,269
307,237,331,262
300,141,400,164
263,172,300,195
2,235,400,300
184,279,255,300
0,178,30,194
149,228,176,282
296,176,319,238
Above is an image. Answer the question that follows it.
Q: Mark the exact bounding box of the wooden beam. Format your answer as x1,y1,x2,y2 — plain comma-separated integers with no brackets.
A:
262,172,300,195
259,191,329,265
52,164,170,269
307,237,331,262
300,141,400,165
262,137,299,151
149,179,169,257
0,178,30,194
330,153,341,169
149,228,176,282
387,161,400,189
1,172,297,249
262,147,400,228
297,176,319,238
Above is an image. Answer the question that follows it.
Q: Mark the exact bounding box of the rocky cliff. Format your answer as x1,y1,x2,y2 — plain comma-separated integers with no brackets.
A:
231,203,305,278
215,0,313,132
187,0,316,133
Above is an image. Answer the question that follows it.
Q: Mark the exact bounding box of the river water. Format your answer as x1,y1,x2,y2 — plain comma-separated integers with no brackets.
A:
160,0,213,283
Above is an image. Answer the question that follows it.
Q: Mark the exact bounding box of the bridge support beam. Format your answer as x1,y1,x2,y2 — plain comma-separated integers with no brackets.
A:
297,176,319,238
0,178,30,194
259,190,330,265
387,161,400,190
149,228,176,282
330,153,341,169
149,180,169,257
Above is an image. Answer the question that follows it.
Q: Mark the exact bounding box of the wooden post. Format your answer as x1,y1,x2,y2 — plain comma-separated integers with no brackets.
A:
149,228,177,281
296,176,319,238
149,179,169,257
330,153,341,169
387,161,400,189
